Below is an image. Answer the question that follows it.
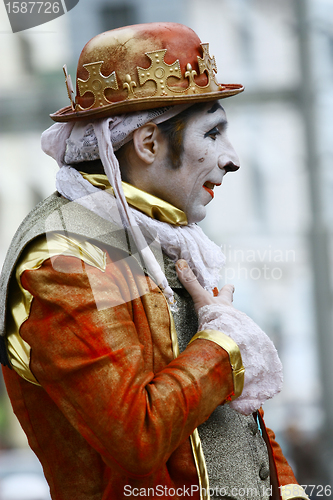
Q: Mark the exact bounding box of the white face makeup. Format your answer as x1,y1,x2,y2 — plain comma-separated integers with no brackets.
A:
149,102,240,223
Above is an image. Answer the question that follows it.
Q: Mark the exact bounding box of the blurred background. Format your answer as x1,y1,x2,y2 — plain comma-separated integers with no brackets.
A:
1,0,333,498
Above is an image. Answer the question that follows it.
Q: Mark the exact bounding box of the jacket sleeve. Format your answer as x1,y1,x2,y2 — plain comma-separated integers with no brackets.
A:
18,246,235,478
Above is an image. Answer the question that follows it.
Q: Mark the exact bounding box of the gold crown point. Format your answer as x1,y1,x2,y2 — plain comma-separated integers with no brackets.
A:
137,49,181,96
77,61,118,109
197,43,218,85
185,63,198,88
123,74,137,99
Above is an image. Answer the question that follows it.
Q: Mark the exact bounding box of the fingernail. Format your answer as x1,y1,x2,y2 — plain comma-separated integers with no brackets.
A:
176,260,188,270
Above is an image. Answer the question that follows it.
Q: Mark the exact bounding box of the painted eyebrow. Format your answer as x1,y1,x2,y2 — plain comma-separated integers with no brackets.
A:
207,102,224,114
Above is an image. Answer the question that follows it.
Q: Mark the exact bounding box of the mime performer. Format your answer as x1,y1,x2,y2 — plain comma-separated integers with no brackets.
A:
0,22,308,500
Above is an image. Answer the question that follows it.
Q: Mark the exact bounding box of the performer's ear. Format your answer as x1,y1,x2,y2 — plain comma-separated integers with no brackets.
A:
132,123,162,164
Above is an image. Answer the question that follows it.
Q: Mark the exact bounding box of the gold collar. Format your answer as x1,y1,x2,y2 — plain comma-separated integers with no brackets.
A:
80,173,188,226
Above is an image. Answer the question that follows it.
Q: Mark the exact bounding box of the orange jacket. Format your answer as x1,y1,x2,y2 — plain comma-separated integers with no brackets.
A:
3,240,299,499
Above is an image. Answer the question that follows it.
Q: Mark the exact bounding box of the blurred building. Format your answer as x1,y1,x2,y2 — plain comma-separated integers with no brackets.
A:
1,0,333,490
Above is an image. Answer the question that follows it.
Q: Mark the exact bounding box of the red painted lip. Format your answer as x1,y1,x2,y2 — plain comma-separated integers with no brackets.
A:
203,181,221,198
203,185,214,198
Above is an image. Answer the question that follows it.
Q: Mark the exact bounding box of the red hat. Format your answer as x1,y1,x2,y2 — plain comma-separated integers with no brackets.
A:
51,22,244,122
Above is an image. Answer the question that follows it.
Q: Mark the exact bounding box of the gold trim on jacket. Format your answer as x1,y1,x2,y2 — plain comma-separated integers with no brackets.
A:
167,306,210,500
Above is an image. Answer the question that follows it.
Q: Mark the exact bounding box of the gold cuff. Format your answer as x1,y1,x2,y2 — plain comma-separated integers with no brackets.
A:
280,484,309,500
188,329,244,400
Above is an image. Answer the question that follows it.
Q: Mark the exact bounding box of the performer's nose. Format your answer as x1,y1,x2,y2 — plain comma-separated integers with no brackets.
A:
218,140,240,173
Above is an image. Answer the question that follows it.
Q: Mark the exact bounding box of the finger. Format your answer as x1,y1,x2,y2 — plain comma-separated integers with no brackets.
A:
176,259,197,284
218,284,235,306
175,260,213,310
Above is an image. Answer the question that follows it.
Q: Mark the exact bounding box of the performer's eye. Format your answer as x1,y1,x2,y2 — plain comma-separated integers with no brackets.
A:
204,126,220,140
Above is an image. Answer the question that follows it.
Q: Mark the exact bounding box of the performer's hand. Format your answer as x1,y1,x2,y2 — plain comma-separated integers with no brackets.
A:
176,259,283,416
175,259,234,314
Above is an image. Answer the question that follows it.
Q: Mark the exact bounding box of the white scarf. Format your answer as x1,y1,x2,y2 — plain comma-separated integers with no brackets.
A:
56,165,226,293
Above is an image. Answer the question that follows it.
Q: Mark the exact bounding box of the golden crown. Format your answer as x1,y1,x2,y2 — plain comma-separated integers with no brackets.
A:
64,43,224,112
